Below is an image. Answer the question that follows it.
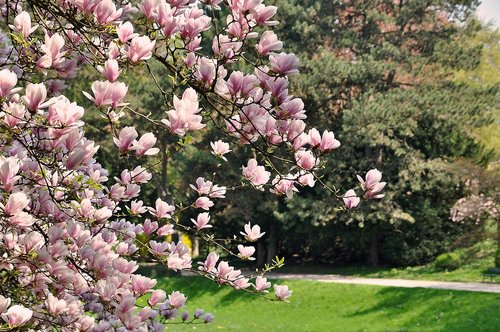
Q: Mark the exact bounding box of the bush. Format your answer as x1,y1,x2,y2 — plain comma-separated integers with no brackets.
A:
435,253,461,270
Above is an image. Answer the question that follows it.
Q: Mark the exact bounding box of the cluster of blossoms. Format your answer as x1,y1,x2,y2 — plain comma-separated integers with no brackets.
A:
0,0,385,330
451,194,498,224
450,179,498,224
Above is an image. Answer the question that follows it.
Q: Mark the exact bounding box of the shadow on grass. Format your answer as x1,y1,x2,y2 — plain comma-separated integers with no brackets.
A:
349,286,500,331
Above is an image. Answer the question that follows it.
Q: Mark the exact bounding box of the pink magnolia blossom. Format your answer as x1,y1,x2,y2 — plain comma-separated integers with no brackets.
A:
0,156,20,192
48,96,84,126
1,305,33,328
94,0,123,24
82,81,110,106
195,197,214,210
319,131,341,152
357,169,386,199
210,140,231,161
294,150,317,170
148,289,166,306
65,141,99,170
83,81,129,108
279,98,306,120
204,313,215,323
127,36,155,63
150,198,175,219
309,128,341,152
132,275,157,294
23,83,53,111
38,33,65,69
215,261,241,283
343,189,360,209
3,192,30,216
274,284,292,301
117,22,139,43
237,245,255,260
71,0,99,13
198,252,219,273
181,9,211,40
212,35,242,60
113,126,138,153
157,224,175,236
251,4,279,26
10,211,35,228
129,200,147,215
142,219,159,235
107,82,128,107
298,173,315,187
270,175,299,199
209,184,227,199
269,52,299,76
10,11,38,37
162,88,205,136
233,277,251,290
124,183,140,201
191,212,212,230
0,69,19,97
149,240,169,255
158,3,180,38
139,307,157,321
132,133,159,156
254,276,271,292
242,159,271,188
185,52,197,67
129,165,152,183
45,294,67,315
240,222,265,242
167,291,187,308
139,0,159,19
105,110,125,123
108,42,121,59
256,31,283,55
98,59,120,82
226,71,259,97
190,177,212,195
0,296,11,314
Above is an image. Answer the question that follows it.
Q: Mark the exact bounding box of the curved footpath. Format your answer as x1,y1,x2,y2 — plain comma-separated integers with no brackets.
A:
267,273,500,294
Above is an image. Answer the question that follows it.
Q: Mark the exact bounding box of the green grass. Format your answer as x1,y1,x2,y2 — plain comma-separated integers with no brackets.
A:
278,240,499,283
151,276,500,331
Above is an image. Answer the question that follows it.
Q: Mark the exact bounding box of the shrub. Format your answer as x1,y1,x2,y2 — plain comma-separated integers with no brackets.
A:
435,253,461,270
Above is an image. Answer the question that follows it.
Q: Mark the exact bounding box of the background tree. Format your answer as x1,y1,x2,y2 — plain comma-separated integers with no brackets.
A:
249,0,499,266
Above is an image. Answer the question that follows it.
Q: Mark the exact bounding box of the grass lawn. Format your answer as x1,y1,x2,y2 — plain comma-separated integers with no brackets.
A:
150,276,500,332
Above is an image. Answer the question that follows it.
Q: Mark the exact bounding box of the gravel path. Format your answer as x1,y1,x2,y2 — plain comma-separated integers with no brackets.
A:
267,273,500,294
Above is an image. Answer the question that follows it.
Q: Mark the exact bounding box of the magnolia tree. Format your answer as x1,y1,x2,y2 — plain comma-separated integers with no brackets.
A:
0,0,386,330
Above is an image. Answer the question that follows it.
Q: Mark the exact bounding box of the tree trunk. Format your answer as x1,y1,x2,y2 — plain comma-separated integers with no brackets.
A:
367,141,384,267
266,221,278,265
192,236,199,258
369,233,380,267
257,240,267,268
